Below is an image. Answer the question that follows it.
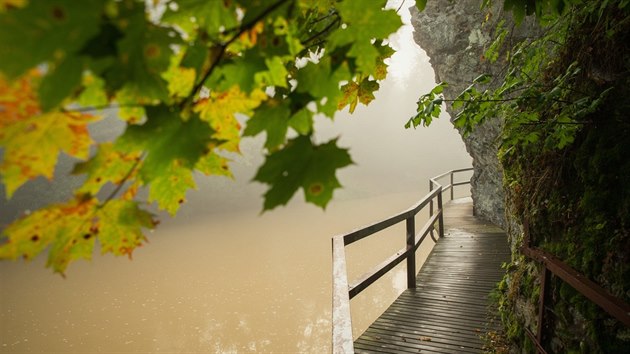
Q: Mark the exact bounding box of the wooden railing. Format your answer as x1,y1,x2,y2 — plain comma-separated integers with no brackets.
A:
521,220,630,354
331,168,473,354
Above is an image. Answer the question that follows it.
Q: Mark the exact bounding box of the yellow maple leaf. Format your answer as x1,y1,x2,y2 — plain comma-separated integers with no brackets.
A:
0,111,98,197
0,195,97,274
0,70,41,130
161,52,196,99
193,86,266,152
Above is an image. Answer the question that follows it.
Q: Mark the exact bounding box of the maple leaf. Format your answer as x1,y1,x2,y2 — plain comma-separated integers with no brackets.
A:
115,105,212,214
0,110,98,197
95,199,154,257
38,55,83,112
195,149,233,178
243,98,291,150
148,160,196,215
72,143,142,196
254,136,353,210
0,196,98,274
194,86,266,152
0,70,40,130
106,3,181,102
0,0,103,78
337,78,380,113
295,58,351,117
327,0,401,75
77,72,108,108
162,0,239,37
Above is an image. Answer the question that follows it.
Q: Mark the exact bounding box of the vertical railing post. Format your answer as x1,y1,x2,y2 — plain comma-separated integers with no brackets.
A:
332,237,354,354
429,180,434,216
536,266,551,353
450,171,454,200
437,187,444,238
406,216,416,289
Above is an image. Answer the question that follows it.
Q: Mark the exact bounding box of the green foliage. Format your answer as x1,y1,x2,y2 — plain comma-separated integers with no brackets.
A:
0,0,402,273
411,0,630,351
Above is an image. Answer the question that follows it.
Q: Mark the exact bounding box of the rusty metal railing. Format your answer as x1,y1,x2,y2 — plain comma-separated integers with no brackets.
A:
521,220,630,353
331,168,473,353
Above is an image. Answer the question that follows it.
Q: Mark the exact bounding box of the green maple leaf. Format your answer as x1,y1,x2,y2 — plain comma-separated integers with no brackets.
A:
107,4,181,101
328,0,401,75
288,108,314,135
162,0,238,36
116,106,213,214
254,136,353,210
0,0,103,78
38,56,84,112
243,99,291,150
216,52,268,93
96,200,154,256
296,57,350,117
255,57,289,88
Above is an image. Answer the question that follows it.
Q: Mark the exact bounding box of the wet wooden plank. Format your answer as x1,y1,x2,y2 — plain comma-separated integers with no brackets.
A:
354,198,510,353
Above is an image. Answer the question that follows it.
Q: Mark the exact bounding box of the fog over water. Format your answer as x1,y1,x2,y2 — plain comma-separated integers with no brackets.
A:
0,3,472,353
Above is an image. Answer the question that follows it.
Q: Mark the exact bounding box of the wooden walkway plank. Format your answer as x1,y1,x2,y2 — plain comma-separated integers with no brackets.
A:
354,198,509,353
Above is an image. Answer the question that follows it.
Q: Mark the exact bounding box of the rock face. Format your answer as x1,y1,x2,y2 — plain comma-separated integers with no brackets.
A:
410,1,506,227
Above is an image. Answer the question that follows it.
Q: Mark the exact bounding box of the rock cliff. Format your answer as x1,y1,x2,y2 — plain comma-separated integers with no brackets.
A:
410,1,508,227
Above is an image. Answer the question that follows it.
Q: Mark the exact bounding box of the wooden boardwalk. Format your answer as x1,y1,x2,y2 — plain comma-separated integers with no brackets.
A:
354,198,510,353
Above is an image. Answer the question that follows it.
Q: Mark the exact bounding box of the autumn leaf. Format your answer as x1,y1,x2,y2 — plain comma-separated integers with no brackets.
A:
195,149,233,178
72,142,142,196
337,78,380,113
95,199,154,257
0,196,98,274
148,160,196,215
0,110,98,197
162,52,197,99
194,86,266,152
0,70,40,130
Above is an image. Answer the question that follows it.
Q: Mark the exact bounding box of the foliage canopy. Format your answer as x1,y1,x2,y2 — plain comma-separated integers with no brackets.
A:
0,0,406,273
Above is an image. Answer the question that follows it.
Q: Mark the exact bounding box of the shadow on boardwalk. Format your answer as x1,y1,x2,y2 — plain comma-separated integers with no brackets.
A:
354,198,510,353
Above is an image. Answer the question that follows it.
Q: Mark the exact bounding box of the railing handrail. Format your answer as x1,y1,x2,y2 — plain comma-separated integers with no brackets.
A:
521,220,630,353
331,168,473,354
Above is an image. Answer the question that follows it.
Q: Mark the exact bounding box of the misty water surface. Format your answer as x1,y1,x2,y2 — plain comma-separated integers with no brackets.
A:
0,3,472,353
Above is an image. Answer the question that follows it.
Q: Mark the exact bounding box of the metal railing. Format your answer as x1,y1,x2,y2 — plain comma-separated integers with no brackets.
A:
521,220,630,354
331,168,473,353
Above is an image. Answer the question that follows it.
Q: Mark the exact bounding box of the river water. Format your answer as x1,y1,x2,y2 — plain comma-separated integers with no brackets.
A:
0,3,472,353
